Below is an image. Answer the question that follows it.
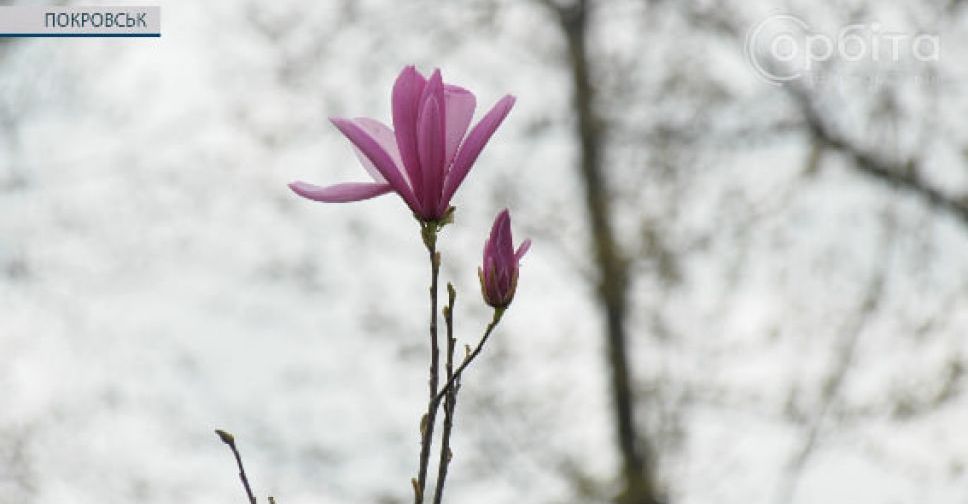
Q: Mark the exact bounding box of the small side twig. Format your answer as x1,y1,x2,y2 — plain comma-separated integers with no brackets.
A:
433,284,459,504
773,208,896,504
430,307,504,413
215,429,258,504
431,308,504,405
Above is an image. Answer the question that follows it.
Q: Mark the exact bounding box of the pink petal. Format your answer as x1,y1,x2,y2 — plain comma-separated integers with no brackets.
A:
494,210,514,260
440,95,516,213
515,239,532,262
443,85,476,169
482,236,493,268
492,208,511,235
288,181,393,203
348,118,405,185
486,209,509,250
330,117,419,212
417,70,446,213
391,65,427,203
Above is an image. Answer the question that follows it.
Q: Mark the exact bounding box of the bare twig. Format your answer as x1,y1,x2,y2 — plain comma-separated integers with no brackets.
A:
790,87,968,227
431,308,504,408
774,207,897,504
215,429,258,504
415,223,442,504
681,3,968,230
432,284,459,504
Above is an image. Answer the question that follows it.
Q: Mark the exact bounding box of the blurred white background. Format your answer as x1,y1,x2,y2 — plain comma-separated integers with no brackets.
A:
1,1,967,503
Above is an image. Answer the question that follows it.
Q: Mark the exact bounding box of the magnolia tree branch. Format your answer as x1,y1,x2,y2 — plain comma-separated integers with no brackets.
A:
215,429,261,504
432,283,459,504
415,224,443,504
431,307,504,408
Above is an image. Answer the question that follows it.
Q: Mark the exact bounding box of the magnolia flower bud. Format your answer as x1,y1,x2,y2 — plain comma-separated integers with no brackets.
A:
479,209,531,308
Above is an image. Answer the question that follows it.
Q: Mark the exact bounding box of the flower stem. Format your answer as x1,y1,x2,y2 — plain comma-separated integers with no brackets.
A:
432,284,458,504
414,225,442,504
430,307,504,414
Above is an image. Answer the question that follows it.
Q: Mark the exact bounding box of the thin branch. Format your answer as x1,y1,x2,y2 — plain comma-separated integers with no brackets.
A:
415,224,442,504
680,4,968,229
432,284,459,504
795,91,968,227
215,429,257,504
774,208,897,504
431,308,503,408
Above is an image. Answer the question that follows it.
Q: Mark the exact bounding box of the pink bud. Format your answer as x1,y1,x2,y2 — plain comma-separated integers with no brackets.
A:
479,209,531,308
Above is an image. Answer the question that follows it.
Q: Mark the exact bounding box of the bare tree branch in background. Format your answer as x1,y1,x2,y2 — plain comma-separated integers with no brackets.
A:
790,86,968,227
774,206,897,504
539,1,662,503
680,0,968,230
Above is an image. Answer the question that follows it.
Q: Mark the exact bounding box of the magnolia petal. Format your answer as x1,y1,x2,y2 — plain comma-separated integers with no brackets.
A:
496,218,515,264
494,209,513,255
485,259,500,303
489,208,509,237
482,236,493,268
443,85,476,167
348,117,405,185
440,94,516,213
487,208,517,270
288,181,393,203
330,117,419,211
391,65,427,202
417,71,446,216
515,239,532,262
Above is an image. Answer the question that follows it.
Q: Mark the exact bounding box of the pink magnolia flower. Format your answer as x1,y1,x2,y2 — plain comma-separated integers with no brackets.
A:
289,66,516,222
479,209,531,309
